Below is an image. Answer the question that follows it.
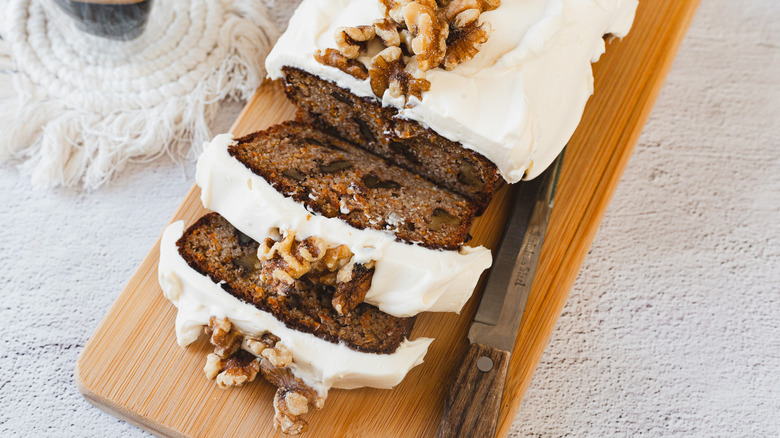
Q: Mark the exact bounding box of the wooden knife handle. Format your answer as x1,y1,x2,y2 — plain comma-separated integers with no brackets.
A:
437,343,511,438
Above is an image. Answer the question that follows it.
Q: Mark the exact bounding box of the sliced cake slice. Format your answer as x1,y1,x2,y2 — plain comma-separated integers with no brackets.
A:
196,124,492,318
284,67,504,213
159,214,432,434
227,121,476,250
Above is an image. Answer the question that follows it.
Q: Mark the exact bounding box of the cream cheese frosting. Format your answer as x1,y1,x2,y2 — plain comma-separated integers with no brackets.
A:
265,0,638,182
196,134,493,318
159,220,433,392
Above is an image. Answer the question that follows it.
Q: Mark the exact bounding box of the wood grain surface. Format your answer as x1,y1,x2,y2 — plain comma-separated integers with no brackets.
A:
75,1,700,436
438,343,511,438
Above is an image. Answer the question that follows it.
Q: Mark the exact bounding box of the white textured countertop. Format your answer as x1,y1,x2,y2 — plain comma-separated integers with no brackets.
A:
1,0,778,436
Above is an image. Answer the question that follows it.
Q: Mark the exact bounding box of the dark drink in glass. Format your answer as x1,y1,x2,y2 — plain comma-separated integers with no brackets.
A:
53,0,153,40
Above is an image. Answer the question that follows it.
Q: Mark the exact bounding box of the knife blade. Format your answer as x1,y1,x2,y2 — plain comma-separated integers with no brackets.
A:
437,151,564,438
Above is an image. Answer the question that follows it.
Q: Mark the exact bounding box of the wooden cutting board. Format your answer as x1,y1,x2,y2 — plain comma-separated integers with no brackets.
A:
76,1,700,436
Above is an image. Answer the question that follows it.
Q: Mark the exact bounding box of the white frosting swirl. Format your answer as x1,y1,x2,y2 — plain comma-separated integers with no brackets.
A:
196,134,493,317
265,0,638,182
159,221,432,392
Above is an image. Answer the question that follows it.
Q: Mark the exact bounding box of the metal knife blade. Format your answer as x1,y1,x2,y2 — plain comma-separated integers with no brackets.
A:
437,152,564,438
469,151,564,351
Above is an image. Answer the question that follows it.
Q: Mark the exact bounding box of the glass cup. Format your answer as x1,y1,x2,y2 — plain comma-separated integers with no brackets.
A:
51,0,154,41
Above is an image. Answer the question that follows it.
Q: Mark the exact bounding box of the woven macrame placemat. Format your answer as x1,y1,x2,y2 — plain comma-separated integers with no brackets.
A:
0,0,277,188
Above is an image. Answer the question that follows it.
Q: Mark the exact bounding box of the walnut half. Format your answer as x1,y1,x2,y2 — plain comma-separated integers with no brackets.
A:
403,1,449,71
257,232,328,289
332,262,375,316
334,25,376,59
205,316,242,358
369,47,431,102
315,48,369,80
215,350,261,389
442,20,490,70
260,358,325,435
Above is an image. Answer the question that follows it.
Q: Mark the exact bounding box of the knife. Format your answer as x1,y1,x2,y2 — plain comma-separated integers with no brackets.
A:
437,152,565,438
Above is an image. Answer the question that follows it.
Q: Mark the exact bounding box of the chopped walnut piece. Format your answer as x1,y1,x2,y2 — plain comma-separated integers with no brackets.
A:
332,262,375,315
258,358,325,435
315,48,369,80
259,359,324,409
274,389,309,434
282,391,310,417
440,0,498,21
297,237,326,262
320,244,352,271
205,316,242,358
261,342,293,368
443,20,490,70
403,1,449,71
370,45,403,97
370,46,431,102
204,353,225,380
381,0,413,24
481,0,500,11
258,232,329,288
197,319,328,435
215,350,261,389
334,25,376,59
453,8,480,28
398,29,415,56
243,332,280,356
255,229,364,301
375,18,401,47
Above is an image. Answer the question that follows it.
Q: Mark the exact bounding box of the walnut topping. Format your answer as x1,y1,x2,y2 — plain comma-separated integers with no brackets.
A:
203,353,225,380
332,262,376,315
258,230,357,292
318,0,500,102
244,332,279,355
403,1,449,71
320,244,352,271
443,20,490,70
243,333,293,368
369,47,431,102
260,359,325,435
274,389,310,434
255,230,372,313
198,317,325,435
215,350,261,389
374,18,401,47
334,25,376,59
369,46,402,97
399,29,415,56
202,317,262,388
205,316,242,358
453,8,479,28
440,0,499,21
258,232,328,287
315,48,369,80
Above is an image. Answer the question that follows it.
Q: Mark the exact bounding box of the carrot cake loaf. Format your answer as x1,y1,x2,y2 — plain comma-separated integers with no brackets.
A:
158,0,639,434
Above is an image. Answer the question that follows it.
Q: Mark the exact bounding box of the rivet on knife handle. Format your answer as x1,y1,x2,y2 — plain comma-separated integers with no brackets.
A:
437,343,510,438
